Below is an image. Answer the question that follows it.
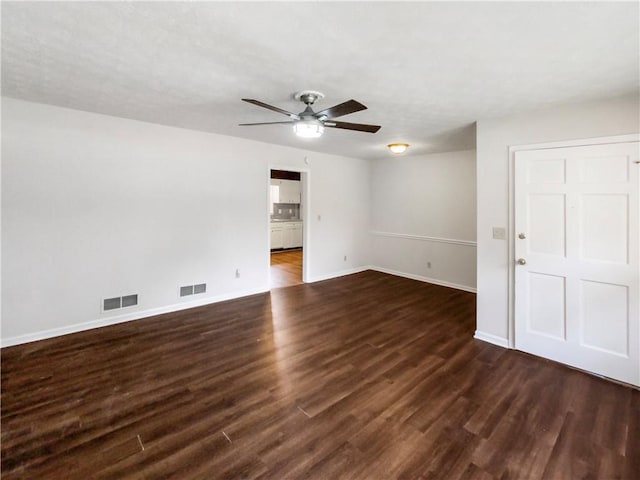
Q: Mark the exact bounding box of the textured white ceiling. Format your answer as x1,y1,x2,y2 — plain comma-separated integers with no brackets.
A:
2,2,638,160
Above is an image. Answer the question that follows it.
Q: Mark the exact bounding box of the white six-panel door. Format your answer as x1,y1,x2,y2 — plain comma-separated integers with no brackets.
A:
514,142,639,386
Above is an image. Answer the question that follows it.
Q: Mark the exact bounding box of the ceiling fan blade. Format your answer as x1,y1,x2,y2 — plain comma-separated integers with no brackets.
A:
314,99,367,119
242,99,300,120
325,120,381,133
238,121,295,126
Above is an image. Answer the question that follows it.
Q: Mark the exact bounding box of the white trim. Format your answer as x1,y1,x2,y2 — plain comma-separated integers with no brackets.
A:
301,171,310,283
507,134,640,349
1,286,270,348
371,231,477,247
2,264,477,347
474,330,510,348
370,266,477,293
508,133,639,153
307,266,370,283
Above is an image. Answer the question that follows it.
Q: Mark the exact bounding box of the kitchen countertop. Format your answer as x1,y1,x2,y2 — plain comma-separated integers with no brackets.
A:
270,219,303,223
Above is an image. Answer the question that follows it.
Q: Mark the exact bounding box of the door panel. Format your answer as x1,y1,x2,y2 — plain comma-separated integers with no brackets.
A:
529,194,566,256
515,141,639,386
580,154,629,183
580,194,628,263
580,280,628,356
527,157,566,184
528,272,566,340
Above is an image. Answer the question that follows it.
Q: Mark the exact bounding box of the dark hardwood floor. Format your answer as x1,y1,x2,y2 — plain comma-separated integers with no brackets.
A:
270,249,302,289
1,271,638,479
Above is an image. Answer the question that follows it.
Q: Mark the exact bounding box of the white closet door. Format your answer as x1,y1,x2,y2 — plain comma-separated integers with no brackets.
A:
514,142,639,386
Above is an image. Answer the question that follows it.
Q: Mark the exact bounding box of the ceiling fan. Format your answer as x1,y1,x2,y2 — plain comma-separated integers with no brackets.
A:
239,90,381,138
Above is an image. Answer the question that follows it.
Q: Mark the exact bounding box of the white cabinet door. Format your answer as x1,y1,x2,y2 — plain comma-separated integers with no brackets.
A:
270,226,283,249
279,180,300,203
291,180,301,203
282,223,294,248
292,223,303,248
515,141,639,386
274,223,302,249
270,182,280,205
282,180,293,203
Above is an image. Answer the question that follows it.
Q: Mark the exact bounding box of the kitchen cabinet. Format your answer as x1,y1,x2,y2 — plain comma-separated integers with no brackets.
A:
271,179,300,204
270,222,303,249
284,180,301,204
270,225,284,249
291,223,303,247
283,222,303,248
282,226,294,249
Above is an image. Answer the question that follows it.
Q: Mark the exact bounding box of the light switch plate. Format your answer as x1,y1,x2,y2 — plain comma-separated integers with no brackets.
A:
492,227,506,240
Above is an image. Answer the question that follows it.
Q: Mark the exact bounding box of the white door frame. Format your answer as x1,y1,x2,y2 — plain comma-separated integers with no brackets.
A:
268,165,311,284
507,133,640,349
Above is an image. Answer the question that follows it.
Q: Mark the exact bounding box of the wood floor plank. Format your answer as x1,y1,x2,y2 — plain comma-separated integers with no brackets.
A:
270,249,302,289
2,270,638,479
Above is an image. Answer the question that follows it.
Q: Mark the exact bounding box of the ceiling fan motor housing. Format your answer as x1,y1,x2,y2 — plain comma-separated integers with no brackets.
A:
300,105,317,120
294,90,324,106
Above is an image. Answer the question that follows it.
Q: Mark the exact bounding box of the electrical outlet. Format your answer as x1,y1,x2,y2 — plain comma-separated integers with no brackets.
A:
492,227,506,240
427,261,432,269
235,269,240,278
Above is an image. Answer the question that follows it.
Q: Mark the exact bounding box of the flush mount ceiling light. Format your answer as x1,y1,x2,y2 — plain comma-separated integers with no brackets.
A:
388,143,410,154
294,119,325,138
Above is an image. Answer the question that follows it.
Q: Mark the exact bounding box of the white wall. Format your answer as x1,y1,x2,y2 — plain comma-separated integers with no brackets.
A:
270,155,371,281
13,93,633,349
370,149,477,291
476,94,640,346
1,98,371,345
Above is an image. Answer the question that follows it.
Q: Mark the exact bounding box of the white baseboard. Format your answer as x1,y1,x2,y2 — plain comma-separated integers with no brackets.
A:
2,266,477,348
369,266,477,293
1,285,270,348
2,264,373,348
307,266,370,283
474,330,510,348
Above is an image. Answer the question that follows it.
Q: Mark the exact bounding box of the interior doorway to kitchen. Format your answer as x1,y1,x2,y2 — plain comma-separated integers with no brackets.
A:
269,169,307,288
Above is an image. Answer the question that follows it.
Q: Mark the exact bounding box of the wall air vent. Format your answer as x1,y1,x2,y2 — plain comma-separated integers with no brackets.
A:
180,283,207,297
121,294,138,308
103,294,138,312
103,297,121,311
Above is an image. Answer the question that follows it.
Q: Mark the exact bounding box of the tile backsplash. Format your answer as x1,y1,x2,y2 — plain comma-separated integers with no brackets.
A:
272,202,300,220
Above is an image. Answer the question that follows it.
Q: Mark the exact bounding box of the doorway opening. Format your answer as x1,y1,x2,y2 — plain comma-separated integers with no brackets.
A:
269,169,306,288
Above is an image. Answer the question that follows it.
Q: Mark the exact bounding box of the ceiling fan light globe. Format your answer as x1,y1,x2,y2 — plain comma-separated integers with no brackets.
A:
294,120,324,138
